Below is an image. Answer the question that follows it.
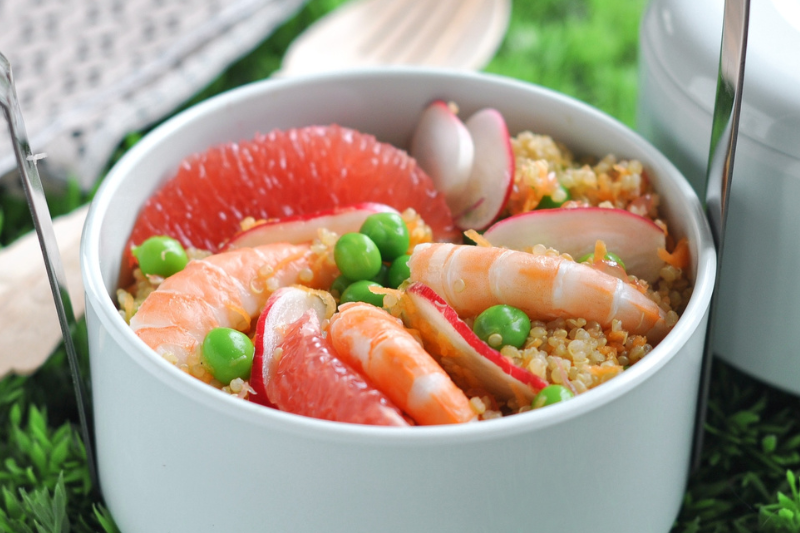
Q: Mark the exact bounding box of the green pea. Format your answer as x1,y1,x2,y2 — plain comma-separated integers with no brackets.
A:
387,254,411,289
578,251,627,271
536,184,571,209
371,263,389,286
531,384,575,409
472,305,531,349
359,212,410,261
201,327,255,385
132,235,188,278
340,280,385,307
330,275,352,299
334,233,383,281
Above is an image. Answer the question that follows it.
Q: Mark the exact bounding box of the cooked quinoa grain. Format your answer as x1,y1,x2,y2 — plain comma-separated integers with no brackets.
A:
456,131,697,416
508,131,664,223
120,129,694,422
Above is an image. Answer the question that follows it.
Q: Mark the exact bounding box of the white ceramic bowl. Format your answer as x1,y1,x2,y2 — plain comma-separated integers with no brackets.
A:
82,68,715,533
638,0,800,394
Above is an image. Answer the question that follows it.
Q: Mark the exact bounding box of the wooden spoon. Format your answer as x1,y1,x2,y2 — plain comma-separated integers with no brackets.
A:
279,0,510,76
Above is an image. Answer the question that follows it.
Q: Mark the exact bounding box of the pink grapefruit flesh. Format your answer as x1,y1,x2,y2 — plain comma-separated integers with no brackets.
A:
126,125,459,265
264,311,409,426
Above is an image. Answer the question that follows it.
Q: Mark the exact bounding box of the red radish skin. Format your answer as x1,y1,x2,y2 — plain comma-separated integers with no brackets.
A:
222,203,398,251
483,207,667,282
450,108,515,231
249,287,331,407
403,282,548,408
410,100,474,204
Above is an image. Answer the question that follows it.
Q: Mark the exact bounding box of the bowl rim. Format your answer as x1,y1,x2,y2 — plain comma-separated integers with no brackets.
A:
81,66,716,443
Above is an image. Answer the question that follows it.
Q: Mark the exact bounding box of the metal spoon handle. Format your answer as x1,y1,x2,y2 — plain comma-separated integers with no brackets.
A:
692,0,750,471
0,52,98,490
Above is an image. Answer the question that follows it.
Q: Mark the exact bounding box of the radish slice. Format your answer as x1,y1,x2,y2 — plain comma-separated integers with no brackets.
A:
450,108,515,231
410,100,474,203
483,207,667,283
403,282,548,408
222,203,398,251
249,287,333,406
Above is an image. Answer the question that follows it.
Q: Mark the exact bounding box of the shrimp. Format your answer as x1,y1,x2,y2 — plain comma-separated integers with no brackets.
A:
328,302,476,425
409,243,671,343
130,242,338,380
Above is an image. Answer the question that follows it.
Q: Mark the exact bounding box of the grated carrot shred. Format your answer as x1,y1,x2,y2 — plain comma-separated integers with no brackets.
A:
224,304,251,332
464,229,492,247
589,365,623,385
658,237,690,270
593,240,608,264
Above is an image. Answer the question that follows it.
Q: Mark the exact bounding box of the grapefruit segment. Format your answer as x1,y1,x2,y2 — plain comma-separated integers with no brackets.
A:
127,125,458,262
250,286,333,407
264,311,409,426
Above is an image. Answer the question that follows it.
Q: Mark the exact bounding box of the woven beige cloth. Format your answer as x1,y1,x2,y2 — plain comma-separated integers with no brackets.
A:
0,0,306,189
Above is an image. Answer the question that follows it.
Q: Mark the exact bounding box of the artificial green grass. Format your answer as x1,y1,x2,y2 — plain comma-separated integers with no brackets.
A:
1,0,800,531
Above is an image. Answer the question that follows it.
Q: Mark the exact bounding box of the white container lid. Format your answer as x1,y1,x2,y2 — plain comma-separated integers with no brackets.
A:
644,0,800,159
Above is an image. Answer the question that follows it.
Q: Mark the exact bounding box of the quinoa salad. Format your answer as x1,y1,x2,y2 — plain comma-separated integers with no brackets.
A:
482,131,692,411
117,103,693,426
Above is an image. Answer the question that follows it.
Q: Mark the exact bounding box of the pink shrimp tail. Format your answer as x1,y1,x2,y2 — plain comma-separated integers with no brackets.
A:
268,312,409,426
131,242,338,372
329,302,476,425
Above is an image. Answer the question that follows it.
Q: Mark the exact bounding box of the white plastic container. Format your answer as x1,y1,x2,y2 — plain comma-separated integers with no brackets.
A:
82,68,715,533
638,0,800,394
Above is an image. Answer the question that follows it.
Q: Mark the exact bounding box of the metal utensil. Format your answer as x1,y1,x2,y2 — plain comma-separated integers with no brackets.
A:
692,0,751,470
0,52,98,490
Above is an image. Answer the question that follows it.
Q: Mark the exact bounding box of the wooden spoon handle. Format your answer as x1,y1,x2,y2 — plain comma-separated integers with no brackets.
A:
0,204,88,376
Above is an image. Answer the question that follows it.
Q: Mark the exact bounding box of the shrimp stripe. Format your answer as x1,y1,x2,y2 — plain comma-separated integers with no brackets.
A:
149,260,251,331
329,303,476,425
200,259,256,318
409,243,670,342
